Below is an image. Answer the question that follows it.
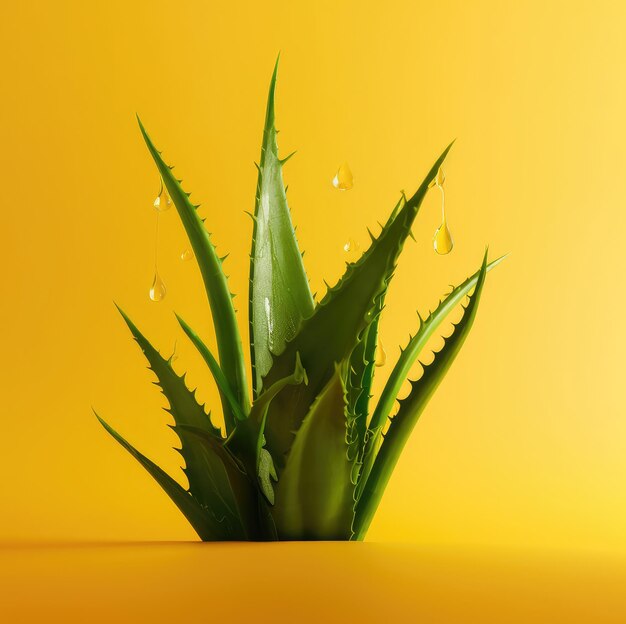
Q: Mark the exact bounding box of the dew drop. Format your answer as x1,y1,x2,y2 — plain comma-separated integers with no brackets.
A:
375,338,387,367
332,162,354,191
180,248,194,261
149,271,167,302
153,180,172,212
264,296,274,350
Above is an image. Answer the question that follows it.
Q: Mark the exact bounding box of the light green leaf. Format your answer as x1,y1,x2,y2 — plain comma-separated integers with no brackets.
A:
353,250,490,540
272,365,355,540
357,253,506,496
249,56,314,397
176,314,246,431
137,116,250,423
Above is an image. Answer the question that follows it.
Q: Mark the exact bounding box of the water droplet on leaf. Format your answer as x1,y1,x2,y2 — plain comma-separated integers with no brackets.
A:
180,248,194,261
332,162,354,191
264,296,274,350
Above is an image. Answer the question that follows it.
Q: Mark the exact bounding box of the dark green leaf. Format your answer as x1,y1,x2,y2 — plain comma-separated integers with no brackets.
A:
116,306,249,538
95,412,224,541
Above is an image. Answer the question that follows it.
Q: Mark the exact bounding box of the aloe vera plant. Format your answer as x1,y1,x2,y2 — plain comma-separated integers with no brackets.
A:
96,59,503,541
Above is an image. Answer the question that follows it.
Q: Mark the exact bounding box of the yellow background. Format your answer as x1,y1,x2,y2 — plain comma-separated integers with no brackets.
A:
1,0,625,553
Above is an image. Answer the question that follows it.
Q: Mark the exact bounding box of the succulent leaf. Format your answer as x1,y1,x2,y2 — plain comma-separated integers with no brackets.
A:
227,353,308,504
173,424,260,539
346,194,406,457
95,413,226,541
137,116,250,422
262,144,454,476
249,56,314,397
356,254,505,496
99,62,501,541
115,306,249,538
176,314,246,431
272,365,356,540
353,251,490,540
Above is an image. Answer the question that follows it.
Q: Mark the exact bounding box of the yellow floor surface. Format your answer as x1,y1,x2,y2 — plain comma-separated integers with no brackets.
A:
1,542,625,622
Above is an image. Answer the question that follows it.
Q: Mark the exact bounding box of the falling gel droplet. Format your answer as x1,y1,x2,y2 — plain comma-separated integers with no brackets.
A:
332,162,354,191
180,248,194,261
375,339,387,367
432,167,454,255
434,221,454,255
153,180,172,212
149,271,166,302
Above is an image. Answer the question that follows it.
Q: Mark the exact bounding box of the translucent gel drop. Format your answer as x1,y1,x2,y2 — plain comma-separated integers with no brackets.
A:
375,338,387,367
180,248,194,261
149,271,166,302
434,220,454,255
332,162,354,191
432,167,454,255
153,180,172,211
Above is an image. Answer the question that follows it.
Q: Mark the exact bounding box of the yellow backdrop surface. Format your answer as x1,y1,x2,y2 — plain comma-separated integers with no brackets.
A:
1,0,625,551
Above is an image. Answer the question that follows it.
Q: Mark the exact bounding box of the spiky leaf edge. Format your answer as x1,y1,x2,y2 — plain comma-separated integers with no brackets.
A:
137,116,250,430
248,55,314,397
353,250,490,540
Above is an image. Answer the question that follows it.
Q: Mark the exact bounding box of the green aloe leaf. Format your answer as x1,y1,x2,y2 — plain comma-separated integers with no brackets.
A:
226,353,308,504
137,116,250,423
95,413,224,541
356,253,506,496
249,56,314,397
272,365,355,540
171,424,260,539
353,250,490,540
262,143,454,475
176,314,246,430
116,306,250,539
346,194,406,459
